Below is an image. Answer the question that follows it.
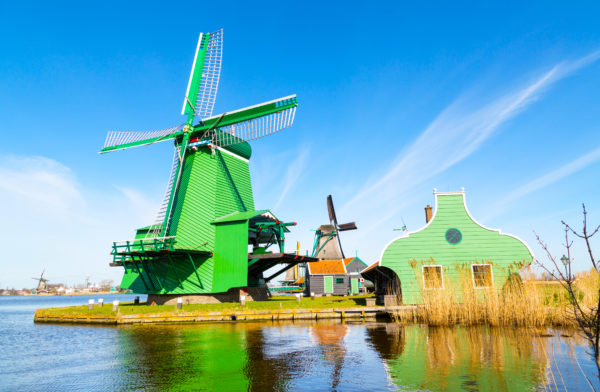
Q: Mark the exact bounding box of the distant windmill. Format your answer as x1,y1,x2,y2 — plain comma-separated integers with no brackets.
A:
32,270,49,292
312,195,357,259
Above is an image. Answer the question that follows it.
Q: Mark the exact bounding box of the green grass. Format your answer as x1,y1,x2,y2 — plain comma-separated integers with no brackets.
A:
36,295,375,317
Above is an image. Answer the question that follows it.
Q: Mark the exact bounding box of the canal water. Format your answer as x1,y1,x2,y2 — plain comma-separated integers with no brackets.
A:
1,295,599,391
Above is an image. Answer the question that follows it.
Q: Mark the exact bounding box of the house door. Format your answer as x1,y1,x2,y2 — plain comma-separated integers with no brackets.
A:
351,278,359,294
324,276,334,293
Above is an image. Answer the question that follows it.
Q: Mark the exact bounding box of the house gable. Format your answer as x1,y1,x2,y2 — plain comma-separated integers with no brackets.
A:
380,191,533,304
345,257,368,273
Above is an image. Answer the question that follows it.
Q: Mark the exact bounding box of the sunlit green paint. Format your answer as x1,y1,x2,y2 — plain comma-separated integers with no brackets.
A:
98,97,297,154
183,33,210,119
380,192,533,304
105,32,299,296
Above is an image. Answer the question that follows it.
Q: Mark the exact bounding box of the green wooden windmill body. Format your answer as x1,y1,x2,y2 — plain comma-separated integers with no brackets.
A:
104,30,303,295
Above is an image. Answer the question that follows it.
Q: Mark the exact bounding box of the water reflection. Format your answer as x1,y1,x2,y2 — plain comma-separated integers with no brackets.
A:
113,321,599,392
6,295,598,392
365,324,598,391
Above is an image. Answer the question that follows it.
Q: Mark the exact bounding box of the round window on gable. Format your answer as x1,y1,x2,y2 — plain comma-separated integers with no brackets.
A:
445,228,462,244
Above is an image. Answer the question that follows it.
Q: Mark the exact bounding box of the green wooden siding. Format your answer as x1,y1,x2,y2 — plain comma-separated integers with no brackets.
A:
168,148,254,250
212,221,249,292
120,147,255,294
214,150,255,216
168,151,218,250
381,192,532,304
119,253,214,294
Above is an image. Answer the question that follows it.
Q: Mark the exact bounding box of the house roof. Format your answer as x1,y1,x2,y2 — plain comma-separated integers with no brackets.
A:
294,276,305,284
361,260,380,274
212,209,270,224
308,259,347,275
344,256,368,267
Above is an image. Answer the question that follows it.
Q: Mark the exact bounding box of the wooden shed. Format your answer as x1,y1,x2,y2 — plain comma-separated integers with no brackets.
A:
305,259,350,296
368,189,533,304
344,257,369,294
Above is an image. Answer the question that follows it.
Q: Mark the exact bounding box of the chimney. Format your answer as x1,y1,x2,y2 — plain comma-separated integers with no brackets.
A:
425,205,433,223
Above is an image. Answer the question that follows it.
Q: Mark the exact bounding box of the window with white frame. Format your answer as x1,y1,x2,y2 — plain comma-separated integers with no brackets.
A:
472,264,493,288
423,265,443,289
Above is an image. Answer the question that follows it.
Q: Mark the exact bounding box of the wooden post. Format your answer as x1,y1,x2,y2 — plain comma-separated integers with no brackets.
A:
177,298,183,309
310,292,315,300
98,298,104,307
240,295,246,306
112,300,119,312
134,296,140,305
88,299,94,310
295,293,301,303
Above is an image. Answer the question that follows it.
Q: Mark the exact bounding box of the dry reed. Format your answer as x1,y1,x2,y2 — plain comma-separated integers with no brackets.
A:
394,264,600,327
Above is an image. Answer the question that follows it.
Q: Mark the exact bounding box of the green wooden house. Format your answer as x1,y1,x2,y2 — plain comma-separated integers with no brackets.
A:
366,189,533,304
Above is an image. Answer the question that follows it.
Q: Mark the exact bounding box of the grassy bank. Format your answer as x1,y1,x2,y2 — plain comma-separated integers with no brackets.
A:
35,295,375,318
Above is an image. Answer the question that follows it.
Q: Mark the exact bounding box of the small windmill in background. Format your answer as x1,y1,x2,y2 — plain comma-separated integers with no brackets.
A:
393,217,408,232
32,270,49,292
312,195,357,259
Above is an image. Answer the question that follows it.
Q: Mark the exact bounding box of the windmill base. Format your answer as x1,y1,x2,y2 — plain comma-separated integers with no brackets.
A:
146,287,270,305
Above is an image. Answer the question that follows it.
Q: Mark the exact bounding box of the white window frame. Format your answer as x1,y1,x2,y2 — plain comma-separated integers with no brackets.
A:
471,264,493,288
422,265,444,290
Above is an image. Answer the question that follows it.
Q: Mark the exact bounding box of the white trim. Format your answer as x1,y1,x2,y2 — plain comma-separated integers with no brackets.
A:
459,191,535,261
214,145,249,163
182,33,204,115
379,188,535,265
378,189,439,264
202,94,297,121
471,264,494,288
422,265,444,290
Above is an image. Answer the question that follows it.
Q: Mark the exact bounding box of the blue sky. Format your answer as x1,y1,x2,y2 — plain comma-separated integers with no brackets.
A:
1,1,599,288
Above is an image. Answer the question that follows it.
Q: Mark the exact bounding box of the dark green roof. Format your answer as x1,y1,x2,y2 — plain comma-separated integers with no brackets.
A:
212,210,270,224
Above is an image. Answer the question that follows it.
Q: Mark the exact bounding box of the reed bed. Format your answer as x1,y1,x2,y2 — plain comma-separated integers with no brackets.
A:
393,266,600,328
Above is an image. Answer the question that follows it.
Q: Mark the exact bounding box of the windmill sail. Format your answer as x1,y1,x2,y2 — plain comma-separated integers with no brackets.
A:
101,125,183,154
199,95,297,147
147,147,181,237
182,29,223,119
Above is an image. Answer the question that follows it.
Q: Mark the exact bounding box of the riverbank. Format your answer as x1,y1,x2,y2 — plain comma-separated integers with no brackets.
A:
34,295,413,325
33,289,579,327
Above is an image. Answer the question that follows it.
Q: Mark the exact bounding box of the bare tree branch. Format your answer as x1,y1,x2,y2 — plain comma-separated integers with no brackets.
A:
536,204,600,378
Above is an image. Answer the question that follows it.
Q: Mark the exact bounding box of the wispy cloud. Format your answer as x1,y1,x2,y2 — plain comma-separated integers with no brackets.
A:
273,147,310,210
484,145,600,221
0,155,84,217
0,154,157,287
115,186,160,224
342,51,600,236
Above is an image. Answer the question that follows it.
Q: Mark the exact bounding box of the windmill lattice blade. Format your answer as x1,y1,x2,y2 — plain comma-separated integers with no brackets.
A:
147,147,181,238
194,29,222,119
101,125,182,153
210,106,296,147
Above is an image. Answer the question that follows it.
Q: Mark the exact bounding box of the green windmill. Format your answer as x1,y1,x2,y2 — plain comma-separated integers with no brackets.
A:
103,30,315,302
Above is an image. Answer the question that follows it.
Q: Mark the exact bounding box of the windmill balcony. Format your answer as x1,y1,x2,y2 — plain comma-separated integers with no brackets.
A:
110,237,177,264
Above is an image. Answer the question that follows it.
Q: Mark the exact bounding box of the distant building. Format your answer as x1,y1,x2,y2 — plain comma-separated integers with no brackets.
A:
306,259,349,296
305,257,369,295
344,257,369,294
362,189,533,304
